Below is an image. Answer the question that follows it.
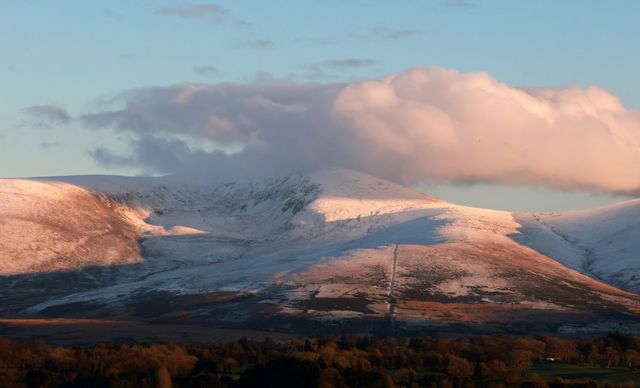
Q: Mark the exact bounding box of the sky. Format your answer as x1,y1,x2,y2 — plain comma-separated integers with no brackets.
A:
1,0,639,211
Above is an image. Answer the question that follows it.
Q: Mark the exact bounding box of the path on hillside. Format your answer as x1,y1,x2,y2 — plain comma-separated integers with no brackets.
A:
387,244,399,331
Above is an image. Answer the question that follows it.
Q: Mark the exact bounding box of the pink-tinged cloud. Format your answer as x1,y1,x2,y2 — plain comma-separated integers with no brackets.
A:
82,67,640,193
333,67,640,192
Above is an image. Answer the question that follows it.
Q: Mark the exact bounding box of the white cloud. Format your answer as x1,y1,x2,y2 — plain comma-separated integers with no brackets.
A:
82,67,640,193
334,67,640,192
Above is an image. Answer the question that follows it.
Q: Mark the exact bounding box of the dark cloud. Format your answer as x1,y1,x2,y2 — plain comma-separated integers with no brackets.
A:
236,40,275,49
89,147,126,167
193,65,222,77
82,82,343,148
22,104,71,126
82,81,347,178
89,147,131,168
90,137,234,176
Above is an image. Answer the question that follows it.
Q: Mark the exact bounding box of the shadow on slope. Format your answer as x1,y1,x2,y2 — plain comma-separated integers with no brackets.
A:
0,211,448,315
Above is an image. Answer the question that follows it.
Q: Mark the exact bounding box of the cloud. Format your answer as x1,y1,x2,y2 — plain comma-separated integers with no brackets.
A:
301,58,375,81
103,8,124,21
193,65,222,77
155,3,249,26
82,81,347,177
302,65,340,81
81,67,640,193
89,147,131,167
322,58,376,69
443,0,475,7
333,68,640,192
296,36,337,46
369,26,422,40
236,40,275,49
22,104,71,126
82,81,342,151
39,141,61,150
89,137,235,176
156,3,227,19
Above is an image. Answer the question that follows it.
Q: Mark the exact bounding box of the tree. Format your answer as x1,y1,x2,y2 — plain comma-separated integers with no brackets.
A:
445,354,475,379
623,349,640,369
604,346,621,368
238,356,321,388
480,360,509,381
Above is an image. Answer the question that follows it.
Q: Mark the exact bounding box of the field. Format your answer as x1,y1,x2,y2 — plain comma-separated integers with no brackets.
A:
529,363,640,384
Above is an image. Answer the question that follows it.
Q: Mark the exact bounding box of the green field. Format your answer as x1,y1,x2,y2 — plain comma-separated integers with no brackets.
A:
529,363,640,384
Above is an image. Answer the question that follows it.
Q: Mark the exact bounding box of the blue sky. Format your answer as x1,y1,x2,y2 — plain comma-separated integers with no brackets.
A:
1,1,639,211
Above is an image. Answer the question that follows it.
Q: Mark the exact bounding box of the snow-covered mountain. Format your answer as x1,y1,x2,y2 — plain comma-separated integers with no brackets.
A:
1,168,639,334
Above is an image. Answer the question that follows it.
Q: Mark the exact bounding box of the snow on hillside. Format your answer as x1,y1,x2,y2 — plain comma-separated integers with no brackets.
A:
54,173,320,240
55,167,446,244
2,168,446,276
290,168,444,242
515,200,640,293
0,179,142,275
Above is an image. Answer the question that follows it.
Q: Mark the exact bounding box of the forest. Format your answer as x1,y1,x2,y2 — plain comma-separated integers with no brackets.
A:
2,332,640,387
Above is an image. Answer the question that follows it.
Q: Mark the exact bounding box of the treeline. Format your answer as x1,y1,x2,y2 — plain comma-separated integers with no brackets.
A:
1,332,640,387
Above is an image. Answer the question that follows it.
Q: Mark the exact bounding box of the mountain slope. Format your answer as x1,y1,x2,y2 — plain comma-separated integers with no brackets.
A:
515,200,640,293
0,179,142,275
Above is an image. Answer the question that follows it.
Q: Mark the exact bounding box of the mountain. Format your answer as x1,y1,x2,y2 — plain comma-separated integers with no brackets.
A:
1,168,639,336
